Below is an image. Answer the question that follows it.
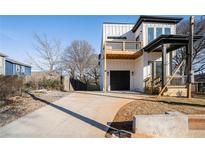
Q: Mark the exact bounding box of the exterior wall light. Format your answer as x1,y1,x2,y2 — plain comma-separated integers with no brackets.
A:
107,71,109,76
131,71,134,76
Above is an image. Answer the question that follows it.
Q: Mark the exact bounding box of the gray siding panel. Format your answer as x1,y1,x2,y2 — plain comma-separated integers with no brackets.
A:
25,66,31,75
5,61,14,75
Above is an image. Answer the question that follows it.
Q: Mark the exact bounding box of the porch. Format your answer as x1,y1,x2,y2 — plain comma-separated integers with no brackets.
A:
143,34,202,97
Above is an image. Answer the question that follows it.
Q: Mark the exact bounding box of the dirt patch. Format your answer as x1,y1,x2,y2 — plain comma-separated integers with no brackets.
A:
0,91,69,127
106,97,205,138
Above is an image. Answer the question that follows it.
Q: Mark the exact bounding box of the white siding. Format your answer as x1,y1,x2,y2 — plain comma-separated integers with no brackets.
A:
134,55,144,92
0,56,5,75
100,23,135,91
134,23,143,44
103,23,135,40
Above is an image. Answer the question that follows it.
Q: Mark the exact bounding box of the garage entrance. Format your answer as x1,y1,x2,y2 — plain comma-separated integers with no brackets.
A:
110,71,130,90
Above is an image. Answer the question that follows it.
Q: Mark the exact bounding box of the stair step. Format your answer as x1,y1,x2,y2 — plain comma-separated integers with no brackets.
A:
167,85,187,89
163,86,187,97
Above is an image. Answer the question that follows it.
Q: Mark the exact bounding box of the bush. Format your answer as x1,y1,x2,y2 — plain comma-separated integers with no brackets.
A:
86,84,100,91
0,75,24,100
39,79,62,90
24,78,62,90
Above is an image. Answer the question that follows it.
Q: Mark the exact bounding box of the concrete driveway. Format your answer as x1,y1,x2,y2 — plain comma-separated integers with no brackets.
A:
0,91,144,138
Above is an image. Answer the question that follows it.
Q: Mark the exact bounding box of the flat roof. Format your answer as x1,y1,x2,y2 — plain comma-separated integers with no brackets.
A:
103,22,135,25
143,34,203,52
132,15,183,32
6,58,31,68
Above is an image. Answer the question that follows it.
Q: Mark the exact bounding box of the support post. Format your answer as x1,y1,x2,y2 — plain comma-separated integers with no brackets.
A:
187,16,194,98
103,44,107,93
169,51,173,75
151,61,155,94
162,44,167,88
122,41,125,51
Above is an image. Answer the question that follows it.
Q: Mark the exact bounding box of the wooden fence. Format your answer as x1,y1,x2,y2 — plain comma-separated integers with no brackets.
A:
0,75,24,100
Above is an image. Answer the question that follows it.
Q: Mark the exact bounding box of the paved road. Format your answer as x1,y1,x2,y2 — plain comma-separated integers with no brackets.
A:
0,91,138,137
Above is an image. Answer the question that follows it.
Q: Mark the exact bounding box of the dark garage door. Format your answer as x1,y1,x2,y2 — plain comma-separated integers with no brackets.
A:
110,71,130,90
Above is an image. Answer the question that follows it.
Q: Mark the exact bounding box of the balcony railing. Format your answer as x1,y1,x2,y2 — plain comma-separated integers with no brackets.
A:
105,40,142,51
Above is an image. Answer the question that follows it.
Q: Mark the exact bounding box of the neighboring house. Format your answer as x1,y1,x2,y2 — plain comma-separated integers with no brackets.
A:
99,16,201,95
0,52,31,76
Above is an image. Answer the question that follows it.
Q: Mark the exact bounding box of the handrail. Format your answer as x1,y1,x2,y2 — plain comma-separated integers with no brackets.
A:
144,76,161,94
144,76,151,82
106,40,142,43
157,60,186,98
152,76,161,83
105,40,142,51
167,75,187,78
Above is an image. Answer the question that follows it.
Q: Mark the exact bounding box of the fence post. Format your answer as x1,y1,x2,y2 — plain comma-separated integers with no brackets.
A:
122,41,125,51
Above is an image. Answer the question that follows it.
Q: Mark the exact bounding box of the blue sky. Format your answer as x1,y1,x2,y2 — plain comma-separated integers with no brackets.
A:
0,15,188,67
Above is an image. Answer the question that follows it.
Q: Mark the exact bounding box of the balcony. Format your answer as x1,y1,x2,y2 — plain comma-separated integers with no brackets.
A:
104,40,143,59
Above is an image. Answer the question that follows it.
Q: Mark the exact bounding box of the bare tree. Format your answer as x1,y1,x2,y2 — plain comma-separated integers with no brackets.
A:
28,33,62,74
173,16,205,74
86,54,100,85
62,40,99,84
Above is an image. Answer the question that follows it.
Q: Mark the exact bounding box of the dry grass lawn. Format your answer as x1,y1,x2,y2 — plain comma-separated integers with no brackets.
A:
0,91,69,127
106,95,205,137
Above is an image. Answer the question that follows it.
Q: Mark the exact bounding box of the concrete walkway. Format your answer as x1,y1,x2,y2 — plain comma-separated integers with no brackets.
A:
0,91,142,138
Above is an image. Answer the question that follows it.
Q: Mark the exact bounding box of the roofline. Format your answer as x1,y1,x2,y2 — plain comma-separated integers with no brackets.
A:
132,15,183,32
103,22,135,25
143,34,203,52
0,52,8,57
6,58,31,68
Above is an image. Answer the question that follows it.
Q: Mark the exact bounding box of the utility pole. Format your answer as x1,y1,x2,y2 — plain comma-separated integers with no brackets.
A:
187,16,194,99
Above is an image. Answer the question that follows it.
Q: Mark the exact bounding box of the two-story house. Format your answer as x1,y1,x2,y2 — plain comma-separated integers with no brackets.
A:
99,16,201,96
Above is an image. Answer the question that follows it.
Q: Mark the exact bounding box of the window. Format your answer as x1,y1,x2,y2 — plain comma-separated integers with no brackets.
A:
165,28,171,35
107,36,127,40
21,66,25,74
155,61,162,78
156,27,162,38
148,27,154,43
16,65,20,73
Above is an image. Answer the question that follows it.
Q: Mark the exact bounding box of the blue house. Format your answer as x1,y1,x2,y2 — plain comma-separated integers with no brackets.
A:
5,58,31,76
0,52,31,76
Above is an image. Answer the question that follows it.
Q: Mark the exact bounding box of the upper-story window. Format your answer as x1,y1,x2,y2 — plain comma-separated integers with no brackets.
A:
107,36,127,40
165,28,171,35
148,27,154,43
156,27,163,38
